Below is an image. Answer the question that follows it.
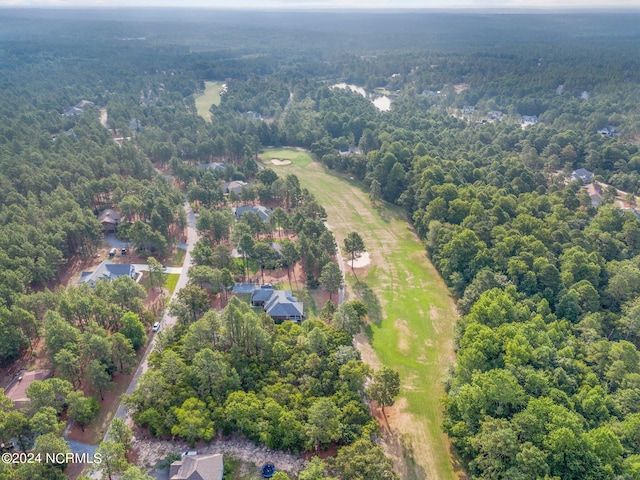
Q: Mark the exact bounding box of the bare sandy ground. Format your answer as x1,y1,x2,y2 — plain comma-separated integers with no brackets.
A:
344,251,371,269
271,159,292,165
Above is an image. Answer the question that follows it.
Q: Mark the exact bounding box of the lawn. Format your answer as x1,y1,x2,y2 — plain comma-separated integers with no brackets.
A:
194,81,224,122
166,247,185,268
164,273,180,297
260,148,461,480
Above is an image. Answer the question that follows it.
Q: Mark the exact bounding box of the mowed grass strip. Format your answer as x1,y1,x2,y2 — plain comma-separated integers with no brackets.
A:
194,81,224,122
261,148,460,480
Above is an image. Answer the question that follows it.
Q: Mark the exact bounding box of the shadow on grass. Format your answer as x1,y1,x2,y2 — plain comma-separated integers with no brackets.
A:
399,434,428,480
355,280,383,324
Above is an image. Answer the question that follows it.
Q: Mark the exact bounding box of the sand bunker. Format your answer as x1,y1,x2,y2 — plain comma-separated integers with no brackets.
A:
345,251,371,268
270,158,292,165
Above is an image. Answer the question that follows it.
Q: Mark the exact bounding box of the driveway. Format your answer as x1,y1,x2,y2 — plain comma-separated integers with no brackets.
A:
132,264,182,275
104,234,128,249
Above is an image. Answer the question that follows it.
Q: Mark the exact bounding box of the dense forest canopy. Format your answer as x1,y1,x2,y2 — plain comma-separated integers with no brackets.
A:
2,8,640,480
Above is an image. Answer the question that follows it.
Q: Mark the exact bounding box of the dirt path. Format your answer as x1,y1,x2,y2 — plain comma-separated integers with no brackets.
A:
262,149,463,480
99,108,108,129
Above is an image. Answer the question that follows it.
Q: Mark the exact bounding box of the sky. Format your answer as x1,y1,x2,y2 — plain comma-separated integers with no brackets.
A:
1,0,639,9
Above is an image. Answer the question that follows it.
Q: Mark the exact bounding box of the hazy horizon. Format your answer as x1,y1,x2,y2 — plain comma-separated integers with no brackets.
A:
1,0,640,11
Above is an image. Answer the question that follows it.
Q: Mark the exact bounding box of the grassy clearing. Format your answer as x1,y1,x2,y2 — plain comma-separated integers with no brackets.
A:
261,148,461,480
194,81,224,122
164,273,180,296
166,247,185,267
224,457,265,480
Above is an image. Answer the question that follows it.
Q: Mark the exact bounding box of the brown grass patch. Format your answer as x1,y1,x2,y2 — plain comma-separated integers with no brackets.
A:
395,318,411,354
353,333,382,370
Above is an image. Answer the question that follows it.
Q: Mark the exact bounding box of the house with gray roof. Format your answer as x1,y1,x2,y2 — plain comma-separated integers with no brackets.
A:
233,205,272,222
223,180,248,195
520,115,539,126
571,168,595,184
251,285,277,306
63,106,84,116
170,453,223,480
598,125,620,137
197,162,226,172
250,286,304,322
79,261,137,287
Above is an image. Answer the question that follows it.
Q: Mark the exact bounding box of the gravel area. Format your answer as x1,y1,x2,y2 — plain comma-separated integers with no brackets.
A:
133,434,307,477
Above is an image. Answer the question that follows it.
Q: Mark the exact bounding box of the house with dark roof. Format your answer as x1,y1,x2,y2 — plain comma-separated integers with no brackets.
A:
520,115,539,126
98,209,121,233
264,290,304,322
571,168,595,184
338,147,362,156
598,125,620,137
170,453,223,480
251,285,276,306
79,261,137,287
250,286,304,322
233,205,272,222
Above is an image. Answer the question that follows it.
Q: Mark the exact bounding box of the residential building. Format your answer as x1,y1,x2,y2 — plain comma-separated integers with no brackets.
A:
250,286,304,322
233,205,272,222
197,162,226,172
170,453,224,480
571,168,595,184
520,115,539,126
79,261,137,287
98,209,121,233
338,147,362,156
585,183,602,207
598,125,620,137
223,180,248,195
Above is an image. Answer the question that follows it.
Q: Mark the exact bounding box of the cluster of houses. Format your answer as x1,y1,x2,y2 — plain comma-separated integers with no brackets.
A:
568,168,640,218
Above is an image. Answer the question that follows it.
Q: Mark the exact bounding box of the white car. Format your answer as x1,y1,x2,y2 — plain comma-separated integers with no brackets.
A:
152,322,160,332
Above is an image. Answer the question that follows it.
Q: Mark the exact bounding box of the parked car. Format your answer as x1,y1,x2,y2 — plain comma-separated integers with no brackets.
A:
153,322,160,332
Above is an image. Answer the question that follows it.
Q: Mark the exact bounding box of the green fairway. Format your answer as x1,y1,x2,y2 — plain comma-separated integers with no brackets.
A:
260,148,312,167
194,81,224,122
261,148,460,480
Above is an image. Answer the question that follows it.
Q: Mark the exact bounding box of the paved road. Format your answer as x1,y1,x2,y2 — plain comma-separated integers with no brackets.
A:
107,201,198,434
